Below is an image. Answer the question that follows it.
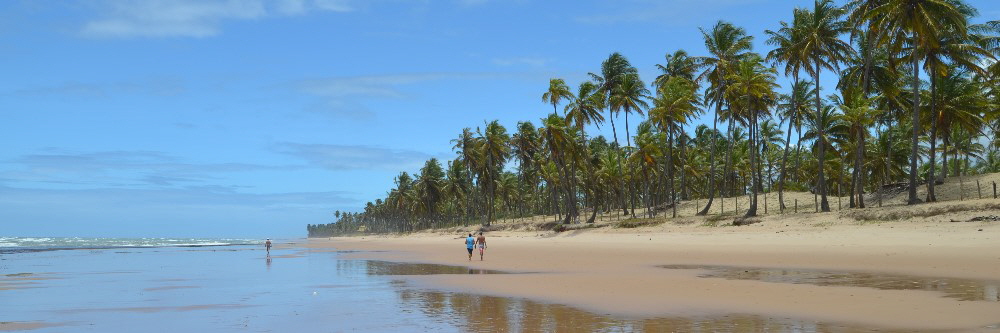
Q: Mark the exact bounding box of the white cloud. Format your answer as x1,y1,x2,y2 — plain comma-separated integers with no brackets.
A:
575,0,771,25
275,142,439,171
294,72,542,119
9,78,185,98
298,73,447,99
81,0,353,38
2,149,299,188
492,56,549,67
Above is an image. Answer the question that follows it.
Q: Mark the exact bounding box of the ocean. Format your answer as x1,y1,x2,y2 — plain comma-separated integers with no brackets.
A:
0,237,261,253
0,238,924,332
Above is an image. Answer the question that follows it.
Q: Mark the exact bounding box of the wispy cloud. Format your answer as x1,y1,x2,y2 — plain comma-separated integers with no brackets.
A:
9,78,185,98
294,72,544,119
81,0,353,38
275,142,440,171
492,56,549,67
2,149,298,188
575,0,770,25
0,184,359,237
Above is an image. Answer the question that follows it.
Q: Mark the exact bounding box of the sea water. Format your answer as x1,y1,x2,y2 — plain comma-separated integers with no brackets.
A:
0,239,940,332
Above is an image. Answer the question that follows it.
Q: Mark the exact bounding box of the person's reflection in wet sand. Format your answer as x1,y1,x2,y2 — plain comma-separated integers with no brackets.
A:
266,255,272,270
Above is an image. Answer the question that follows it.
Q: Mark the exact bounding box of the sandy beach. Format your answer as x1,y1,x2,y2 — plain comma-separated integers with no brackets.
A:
313,198,1000,332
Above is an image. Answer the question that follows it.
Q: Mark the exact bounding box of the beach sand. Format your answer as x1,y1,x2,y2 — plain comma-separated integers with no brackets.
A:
313,196,1000,331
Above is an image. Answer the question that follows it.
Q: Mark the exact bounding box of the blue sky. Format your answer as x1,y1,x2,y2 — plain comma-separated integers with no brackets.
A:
2,0,997,238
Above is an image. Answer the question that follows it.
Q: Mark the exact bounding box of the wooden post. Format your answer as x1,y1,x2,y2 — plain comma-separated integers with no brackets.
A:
814,194,818,213
764,192,768,215
795,199,798,213
994,181,997,199
977,180,982,199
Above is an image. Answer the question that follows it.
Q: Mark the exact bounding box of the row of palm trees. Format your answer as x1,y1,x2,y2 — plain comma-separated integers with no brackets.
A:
307,0,999,236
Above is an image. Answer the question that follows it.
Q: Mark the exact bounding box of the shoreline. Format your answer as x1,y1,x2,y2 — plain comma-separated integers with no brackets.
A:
309,211,1000,331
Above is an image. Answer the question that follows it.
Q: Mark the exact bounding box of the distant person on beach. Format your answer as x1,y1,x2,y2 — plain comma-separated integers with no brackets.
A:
465,233,475,261
475,232,486,261
265,238,272,254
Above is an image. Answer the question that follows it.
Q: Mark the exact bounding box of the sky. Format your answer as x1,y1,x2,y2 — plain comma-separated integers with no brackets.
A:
2,0,998,238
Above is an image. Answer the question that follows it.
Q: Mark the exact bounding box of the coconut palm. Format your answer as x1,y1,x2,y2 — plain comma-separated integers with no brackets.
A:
654,49,703,89
833,93,879,207
565,81,607,222
542,78,574,116
725,55,779,216
766,8,808,210
539,114,578,223
931,67,988,180
868,0,970,205
650,76,702,217
695,21,754,216
511,121,541,218
590,52,637,214
451,128,479,225
798,0,854,212
477,120,510,225
917,20,991,202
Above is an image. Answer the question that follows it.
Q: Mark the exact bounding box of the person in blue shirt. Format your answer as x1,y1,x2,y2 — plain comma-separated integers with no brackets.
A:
465,233,475,261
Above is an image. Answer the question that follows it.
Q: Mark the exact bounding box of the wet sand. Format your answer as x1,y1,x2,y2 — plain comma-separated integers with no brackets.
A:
316,215,1000,331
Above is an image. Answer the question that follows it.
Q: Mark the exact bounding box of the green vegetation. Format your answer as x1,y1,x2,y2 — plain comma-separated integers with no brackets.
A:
307,0,1000,237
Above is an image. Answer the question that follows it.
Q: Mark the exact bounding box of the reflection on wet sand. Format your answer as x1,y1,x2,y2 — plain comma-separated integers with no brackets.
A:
54,304,257,314
341,260,948,332
393,289,939,333
661,265,1000,302
0,321,66,331
337,260,507,276
0,272,58,291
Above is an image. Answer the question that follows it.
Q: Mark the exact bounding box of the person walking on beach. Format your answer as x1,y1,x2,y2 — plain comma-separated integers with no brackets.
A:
265,238,272,255
465,233,475,261
475,232,486,261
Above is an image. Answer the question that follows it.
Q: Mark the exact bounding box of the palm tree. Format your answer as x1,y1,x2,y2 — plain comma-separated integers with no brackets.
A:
931,67,989,181
415,158,445,228
611,73,651,151
477,120,510,225
834,93,878,207
539,114,578,223
868,0,970,205
726,55,779,217
758,119,785,199
542,78,574,116
798,0,853,212
766,8,808,211
917,17,991,202
590,52,637,214
451,128,479,225
565,81,606,222
511,121,540,219
695,21,754,216
650,76,702,218
655,50,703,89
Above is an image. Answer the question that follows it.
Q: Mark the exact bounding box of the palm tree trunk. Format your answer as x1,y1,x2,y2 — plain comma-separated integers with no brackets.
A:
698,90,724,216
668,126,677,218
680,133,689,200
940,130,950,179
722,114,737,205
926,74,938,202
746,110,759,217
856,132,866,208
794,124,803,183
609,114,628,215
815,62,830,212
777,78,797,211
907,52,921,205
